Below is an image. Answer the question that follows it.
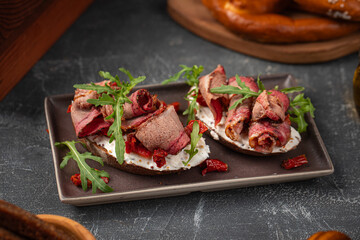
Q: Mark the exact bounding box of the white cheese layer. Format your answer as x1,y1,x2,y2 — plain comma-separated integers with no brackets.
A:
196,106,301,154
88,135,210,171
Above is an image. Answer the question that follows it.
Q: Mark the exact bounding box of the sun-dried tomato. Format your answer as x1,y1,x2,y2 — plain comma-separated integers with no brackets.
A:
101,176,109,184
109,82,118,87
71,174,86,187
67,104,72,113
184,120,208,136
169,102,180,112
200,159,228,176
153,148,168,168
196,92,207,106
125,133,152,158
70,173,109,187
281,154,308,170
125,134,136,153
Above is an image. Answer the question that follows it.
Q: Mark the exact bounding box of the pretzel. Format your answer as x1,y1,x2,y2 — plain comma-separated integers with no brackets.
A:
0,200,75,239
202,0,360,43
294,0,360,21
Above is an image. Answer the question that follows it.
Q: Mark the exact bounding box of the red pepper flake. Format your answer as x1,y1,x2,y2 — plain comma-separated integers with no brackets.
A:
125,133,152,158
67,104,72,113
45,129,49,134
200,159,228,176
169,102,180,112
184,120,208,136
153,148,168,168
70,173,109,187
281,154,308,170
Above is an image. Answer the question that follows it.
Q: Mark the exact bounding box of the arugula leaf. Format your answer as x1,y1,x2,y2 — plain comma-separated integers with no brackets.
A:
279,86,315,133
183,121,202,166
209,85,245,95
88,93,114,106
73,82,110,94
211,75,259,110
288,93,315,133
257,74,266,92
55,141,113,193
183,88,199,122
162,65,203,86
280,86,305,94
74,68,145,164
229,95,255,111
162,65,204,122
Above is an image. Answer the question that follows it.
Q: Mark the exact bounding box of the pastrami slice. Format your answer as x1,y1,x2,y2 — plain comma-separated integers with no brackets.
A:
252,90,289,122
71,104,110,138
248,116,291,153
135,106,190,155
225,76,259,141
225,98,252,140
123,89,158,119
121,106,166,132
74,88,98,109
198,65,229,126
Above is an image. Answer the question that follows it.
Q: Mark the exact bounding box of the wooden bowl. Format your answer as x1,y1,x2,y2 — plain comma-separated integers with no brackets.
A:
37,214,95,240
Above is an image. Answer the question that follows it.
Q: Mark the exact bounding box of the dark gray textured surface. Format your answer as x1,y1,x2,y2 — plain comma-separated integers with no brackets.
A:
1,0,359,239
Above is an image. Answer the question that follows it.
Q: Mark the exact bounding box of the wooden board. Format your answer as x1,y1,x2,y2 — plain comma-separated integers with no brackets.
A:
167,0,360,64
37,214,95,240
0,0,93,101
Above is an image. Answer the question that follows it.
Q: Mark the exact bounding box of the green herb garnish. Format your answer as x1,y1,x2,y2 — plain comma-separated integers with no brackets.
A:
211,75,259,110
55,141,113,193
210,76,315,133
183,121,202,166
73,68,145,164
288,93,315,133
280,86,315,133
257,74,266,91
280,86,305,94
162,65,204,122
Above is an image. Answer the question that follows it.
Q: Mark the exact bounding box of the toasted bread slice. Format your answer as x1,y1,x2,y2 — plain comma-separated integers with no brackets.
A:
196,106,301,156
80,135,210,175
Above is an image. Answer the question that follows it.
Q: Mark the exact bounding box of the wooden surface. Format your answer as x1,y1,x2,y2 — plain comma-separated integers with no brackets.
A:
167,0,360,64
0,0,93,101
37,214,95,240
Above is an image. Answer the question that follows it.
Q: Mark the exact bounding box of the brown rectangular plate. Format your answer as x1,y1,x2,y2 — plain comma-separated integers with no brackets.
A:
45,74,333,206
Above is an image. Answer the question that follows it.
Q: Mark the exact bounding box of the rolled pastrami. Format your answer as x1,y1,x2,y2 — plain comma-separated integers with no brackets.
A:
71,105,111,138
252,90,289,122
225,76,259,141
248,115,291,153
198,65,228,126
122,89,158,119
